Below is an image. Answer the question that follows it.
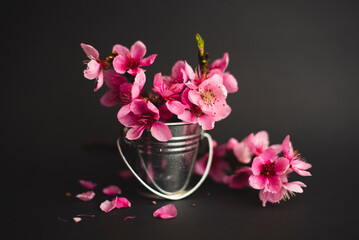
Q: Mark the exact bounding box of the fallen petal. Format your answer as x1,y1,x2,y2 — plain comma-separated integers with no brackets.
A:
124,216,136,221
76,191,95,202
103,185,122,196
153,204,177,219
76,214,95,218
117,170,134,179
114,197,131,209
73,217,82,223
100,199,116,213
79,180,97,190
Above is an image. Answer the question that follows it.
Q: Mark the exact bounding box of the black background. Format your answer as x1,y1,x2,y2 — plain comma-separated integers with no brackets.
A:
2,0,358,239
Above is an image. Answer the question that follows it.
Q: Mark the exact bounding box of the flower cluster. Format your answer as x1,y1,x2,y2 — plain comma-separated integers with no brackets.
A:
195,131,312,207
81,36,238,142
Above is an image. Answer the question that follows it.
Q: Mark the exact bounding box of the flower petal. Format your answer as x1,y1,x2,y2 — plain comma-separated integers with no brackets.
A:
103,185,122,196
112,44,130,56
153,204,177,219
151,122,172,142
251,156,265,175
117,104,138,127
130,41,147,61
209,52,229,71
126,126,146,140
100,90,120,107
248,175,266,190
94,69,104,92
100,199,116,213
178,110,197,123
141,54,157,66
79,180,97,190
266,175,282,193
114,197,131,208
198,115,215,130
222,72,238,93
76,191,95,202
81,43,99,59
73,217,82,223
84,60,101,80
283,181,306,193
275,157,289,175
233,141,252,164
113,55,128,74
166,100,185,115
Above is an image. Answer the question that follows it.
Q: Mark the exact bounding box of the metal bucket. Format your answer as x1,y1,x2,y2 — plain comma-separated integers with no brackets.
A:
117,122,213,200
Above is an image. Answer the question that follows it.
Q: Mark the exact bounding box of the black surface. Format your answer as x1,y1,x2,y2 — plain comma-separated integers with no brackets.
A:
2,0,358,239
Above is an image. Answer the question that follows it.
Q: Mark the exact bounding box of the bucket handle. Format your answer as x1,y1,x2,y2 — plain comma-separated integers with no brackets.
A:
116,132,213,200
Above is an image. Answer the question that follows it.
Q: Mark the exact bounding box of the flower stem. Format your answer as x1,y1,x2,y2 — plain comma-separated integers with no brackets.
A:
196,33,209,76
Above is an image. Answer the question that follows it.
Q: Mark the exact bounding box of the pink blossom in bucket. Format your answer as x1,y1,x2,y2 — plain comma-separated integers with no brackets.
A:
117,99,172,142
102,185,122,196
153,73,185,115
76,191,95,202
188,74,230,118
112,41,157,75
79,179,97,190
282,135,312,176
100,70,127,107
209,53,238,93
153,204,177,219
248,148,289,193
81,43,104,91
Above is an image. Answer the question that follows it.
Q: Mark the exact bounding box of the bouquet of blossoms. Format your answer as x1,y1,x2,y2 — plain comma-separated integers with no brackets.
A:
81,34,238,142
195,131,312,207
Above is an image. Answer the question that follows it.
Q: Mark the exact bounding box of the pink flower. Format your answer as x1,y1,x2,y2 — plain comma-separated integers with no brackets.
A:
153,73,185,115
153,204,177,219
259,176,307,207
100,70,128,107
112,41,157,75
195,144,231,183
113,70,147,106
76,191,95,202
209,53,238,93
223,167,252,189
282,135,312,176
232,135,252,164
117,99,172,142
188,74,231,119
246,131,282,156
248,148,289,193
81,43,105,91
178,88,222,130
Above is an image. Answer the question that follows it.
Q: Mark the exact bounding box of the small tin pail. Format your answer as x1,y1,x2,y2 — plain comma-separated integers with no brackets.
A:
117,122,213,200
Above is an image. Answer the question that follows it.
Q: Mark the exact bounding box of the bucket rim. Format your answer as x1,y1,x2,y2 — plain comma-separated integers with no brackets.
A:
164,122,198,126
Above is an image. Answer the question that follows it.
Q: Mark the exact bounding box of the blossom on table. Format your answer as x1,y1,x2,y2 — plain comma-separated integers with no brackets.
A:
117,99,172,142
195,143,231,183
112,41,157,75
248,148,289,193
246,131,282,156
223,167,252,189
282,135,312,176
